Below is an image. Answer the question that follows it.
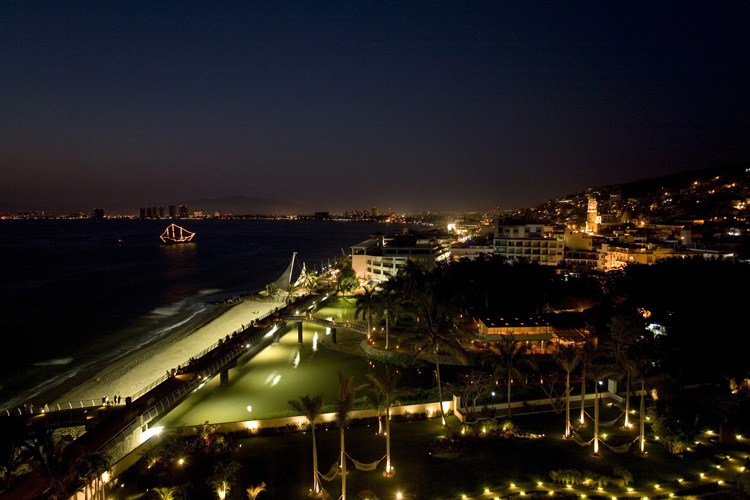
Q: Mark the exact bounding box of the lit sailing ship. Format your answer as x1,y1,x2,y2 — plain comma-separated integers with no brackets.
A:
160,224,196,244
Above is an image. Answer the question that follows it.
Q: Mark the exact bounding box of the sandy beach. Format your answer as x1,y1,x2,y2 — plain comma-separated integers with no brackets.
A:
53,295,281,405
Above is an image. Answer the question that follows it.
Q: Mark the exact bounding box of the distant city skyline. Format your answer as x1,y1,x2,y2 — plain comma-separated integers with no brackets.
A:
3,2,749,214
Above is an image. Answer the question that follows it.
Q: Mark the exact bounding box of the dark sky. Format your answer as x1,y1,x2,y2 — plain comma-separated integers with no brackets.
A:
2,1,749,214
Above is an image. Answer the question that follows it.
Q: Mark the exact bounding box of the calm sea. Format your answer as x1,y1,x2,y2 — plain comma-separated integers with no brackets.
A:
0,219,392,410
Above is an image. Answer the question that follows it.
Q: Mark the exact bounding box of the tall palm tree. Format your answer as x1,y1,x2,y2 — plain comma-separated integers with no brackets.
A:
398,279,466,425
586,363,616,456
366,367,401,476
578,342,598,426
395,260,427,303
363,386,387,435
372,289,400,350
288,394,325,497
485,333,538,419
335,372,360,500
554,344,581,438
355,286,377,334
606,314,641,427
630,344,657,455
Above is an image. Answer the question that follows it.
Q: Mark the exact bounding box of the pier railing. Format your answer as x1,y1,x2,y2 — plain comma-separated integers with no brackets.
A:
1,293,306,418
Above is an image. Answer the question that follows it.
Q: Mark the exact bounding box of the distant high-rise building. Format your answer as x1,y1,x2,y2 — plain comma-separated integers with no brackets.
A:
169,205,177,218
179,204,188,218
159,206,166,218
140,207,147,218
372,207,379,216
93,208,104,219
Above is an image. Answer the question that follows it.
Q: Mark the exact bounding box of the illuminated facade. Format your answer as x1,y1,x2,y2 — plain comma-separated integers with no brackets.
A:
351,230,451,281
585,197,599,233
597,243,679,271
493,221,564,265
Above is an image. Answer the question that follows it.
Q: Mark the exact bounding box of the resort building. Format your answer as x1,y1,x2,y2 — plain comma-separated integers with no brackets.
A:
493,220,565,265
597,242,681,271
562,229,601,273
351,229,451,282
450,237,494,261
472,313,594,353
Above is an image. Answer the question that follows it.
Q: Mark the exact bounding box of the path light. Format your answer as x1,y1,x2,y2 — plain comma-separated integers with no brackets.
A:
700,473,705,478
396,493,402,500
718,480,724,485
538,482,543,486
484,488,490,493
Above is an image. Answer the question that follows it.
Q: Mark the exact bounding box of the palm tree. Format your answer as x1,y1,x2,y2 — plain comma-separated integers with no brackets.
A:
151,487,180,500
398,279,466,425
366,367,402,476
288,394,325,497
485,333,538,419
373,289,400,350
355,286,377,334
303,269,319,293
398,260,427,302
335,372,360,500
285,283,297,305
209,461,241,500
363,386,387,435
74,451,109,500
265,283,278,303
554,344,581,438
578,342,598,426
606,314,641,427
246,482,267,500
586,363,616,456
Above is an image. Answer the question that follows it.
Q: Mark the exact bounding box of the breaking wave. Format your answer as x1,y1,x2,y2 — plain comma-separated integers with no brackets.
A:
33,357,74,366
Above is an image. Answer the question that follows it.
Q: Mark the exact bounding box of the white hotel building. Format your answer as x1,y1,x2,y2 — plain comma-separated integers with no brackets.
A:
351,229,451,282
493,221,565,266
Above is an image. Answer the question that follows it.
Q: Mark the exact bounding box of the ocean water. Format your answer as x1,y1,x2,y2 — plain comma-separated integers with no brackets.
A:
0,219,391,410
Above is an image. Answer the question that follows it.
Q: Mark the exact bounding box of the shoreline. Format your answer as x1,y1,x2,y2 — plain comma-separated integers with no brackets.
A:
47,294,281,406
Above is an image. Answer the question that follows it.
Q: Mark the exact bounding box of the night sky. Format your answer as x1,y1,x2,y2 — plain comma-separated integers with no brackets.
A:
2,1,749,214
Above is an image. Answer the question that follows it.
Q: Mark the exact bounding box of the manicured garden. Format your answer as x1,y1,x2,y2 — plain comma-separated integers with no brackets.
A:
110,405,734,500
